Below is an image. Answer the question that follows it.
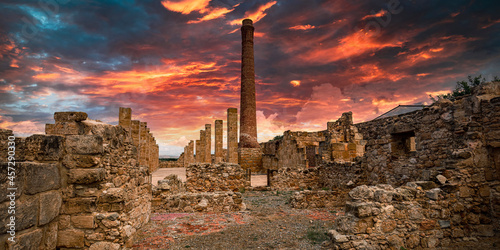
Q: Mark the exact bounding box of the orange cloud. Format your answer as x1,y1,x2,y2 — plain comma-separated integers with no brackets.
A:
33,73,61,80
361,10,387,20
188,7,233,23
229,1,277,25
299,29,403,64
289,24,316,30
290,80,301,87
161,0,211,14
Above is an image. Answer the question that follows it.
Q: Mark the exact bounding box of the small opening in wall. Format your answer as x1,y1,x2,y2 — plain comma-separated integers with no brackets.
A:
391,131,416,156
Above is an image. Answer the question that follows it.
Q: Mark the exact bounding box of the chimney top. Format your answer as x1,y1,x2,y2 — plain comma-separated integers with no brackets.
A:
242,19,253,26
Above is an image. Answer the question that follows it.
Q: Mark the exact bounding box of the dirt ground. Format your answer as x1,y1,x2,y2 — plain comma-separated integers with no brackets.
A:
132,191,341,249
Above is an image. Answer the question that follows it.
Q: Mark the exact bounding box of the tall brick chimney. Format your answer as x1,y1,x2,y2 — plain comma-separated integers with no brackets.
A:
239,19,259,148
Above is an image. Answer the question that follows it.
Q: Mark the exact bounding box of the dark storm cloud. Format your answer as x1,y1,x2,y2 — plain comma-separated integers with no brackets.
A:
1,0,499,155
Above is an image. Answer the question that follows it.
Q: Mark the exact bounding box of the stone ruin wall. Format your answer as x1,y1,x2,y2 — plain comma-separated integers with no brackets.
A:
0,109,159,249
272,82,500,247
185,163,250,193
261,112,366,174
151,165,248,213
329,182,498,249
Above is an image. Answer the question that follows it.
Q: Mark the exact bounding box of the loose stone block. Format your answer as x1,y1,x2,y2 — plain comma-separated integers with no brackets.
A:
227,108,238,163
39,190,62,225
66,135,103,155
24,162,60,195
68,168,106,184
54,112,88,122
57,229,85,248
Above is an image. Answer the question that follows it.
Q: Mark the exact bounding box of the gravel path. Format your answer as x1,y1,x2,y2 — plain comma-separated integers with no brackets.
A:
132,191,342,249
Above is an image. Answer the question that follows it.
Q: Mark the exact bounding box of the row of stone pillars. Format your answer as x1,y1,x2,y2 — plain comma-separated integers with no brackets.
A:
181,108,239,167
119,107,160,173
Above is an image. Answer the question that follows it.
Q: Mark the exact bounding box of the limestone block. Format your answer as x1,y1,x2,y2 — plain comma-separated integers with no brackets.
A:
71,215,95,229
41,221,58,249
99,188,125,203
6,228,42,250
348,185,374,201
54,112,88,122
49,121,84,135
62,197,96,214
0,162,25,203
0,196,38,233
346,202,372,218
89,242,121,250
24,162,60,195
57,229,85,248
39,190,62,225
23,135,64,161
62,154,100,168
66,135,103,155
68,168,106,184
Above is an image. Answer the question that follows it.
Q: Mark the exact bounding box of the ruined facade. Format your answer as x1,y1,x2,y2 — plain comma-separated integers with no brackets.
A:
261,112,366,171
266,81,500,248
0,108,159,249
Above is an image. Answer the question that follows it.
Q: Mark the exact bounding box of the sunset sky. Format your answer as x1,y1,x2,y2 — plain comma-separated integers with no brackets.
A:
1,0,499,156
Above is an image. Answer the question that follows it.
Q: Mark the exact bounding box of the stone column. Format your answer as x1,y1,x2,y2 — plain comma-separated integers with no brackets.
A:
205,124,211,163
131,120,140,148
200,130,206,163
215,120,223,163
187,140,195,166
239,19,259,148
227,108,238,163
139,122,147,166
195,140,201,163
183,145,189,167
119,107,132,134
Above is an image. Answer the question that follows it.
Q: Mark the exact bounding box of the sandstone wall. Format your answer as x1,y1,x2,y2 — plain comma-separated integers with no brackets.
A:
329,182,499,249
0,130,63,249
185,163,250,192
261,112,366,171
0,109,158,249
152,192,245,213
290,190,345,209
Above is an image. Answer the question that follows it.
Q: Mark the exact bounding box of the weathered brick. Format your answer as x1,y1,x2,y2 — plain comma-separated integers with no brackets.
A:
71,215,95,229
39,190,62,225
54,111,88,122
6,228,42,250
68,168,106,184
66,135,103,155
24,162,60,195
57,229,85,248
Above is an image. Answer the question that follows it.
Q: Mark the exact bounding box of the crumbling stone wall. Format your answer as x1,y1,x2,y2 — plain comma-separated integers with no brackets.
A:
152,192,245,213
270,167,320,191
261,112,366,171
329,182,498,249
1,109,158,249
355,82,500,187
0,129,63,249
290,190,345,209
185,163,250,192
